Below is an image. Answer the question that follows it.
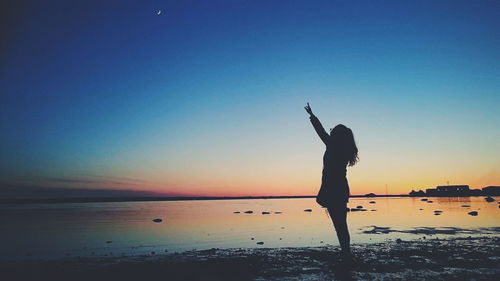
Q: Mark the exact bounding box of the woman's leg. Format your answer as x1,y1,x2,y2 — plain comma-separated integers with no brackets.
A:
327,205,351,255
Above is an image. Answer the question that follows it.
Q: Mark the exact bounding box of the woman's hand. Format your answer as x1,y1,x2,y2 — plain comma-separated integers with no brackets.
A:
304,102,313,116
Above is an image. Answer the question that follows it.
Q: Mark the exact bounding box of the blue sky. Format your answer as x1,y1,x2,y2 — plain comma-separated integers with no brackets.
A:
1,0,499,197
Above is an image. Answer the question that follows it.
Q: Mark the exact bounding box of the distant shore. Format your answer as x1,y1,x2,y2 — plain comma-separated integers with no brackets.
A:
2,194,497,204
3,236,499,281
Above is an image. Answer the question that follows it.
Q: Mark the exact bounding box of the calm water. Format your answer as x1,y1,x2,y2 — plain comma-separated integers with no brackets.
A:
0,197,499,260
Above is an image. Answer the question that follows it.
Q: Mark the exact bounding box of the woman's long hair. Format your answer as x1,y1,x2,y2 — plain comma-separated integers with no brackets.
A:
329,124,359,166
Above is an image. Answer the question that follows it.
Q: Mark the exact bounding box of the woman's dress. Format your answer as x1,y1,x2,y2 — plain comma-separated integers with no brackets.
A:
310,115,350,208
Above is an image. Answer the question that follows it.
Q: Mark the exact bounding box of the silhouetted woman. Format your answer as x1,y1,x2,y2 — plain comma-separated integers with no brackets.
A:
305,103,358,259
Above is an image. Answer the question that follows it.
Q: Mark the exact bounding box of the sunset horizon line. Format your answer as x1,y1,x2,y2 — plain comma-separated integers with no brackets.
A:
1,182,498,201
2,185,499,204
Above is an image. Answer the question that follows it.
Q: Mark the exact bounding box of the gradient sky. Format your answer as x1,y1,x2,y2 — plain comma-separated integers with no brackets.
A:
1,0,499,198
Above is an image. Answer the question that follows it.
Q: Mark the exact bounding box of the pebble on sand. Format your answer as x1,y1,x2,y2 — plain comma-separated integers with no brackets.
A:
356,205,364,209
244,211,253,214
468,211,478,216
369,201,376,204
304,209,312,212
274,212,282,214
152,219,162,223
262,211,270,215
485,197,495,202
427,201,433,203
461,205,470,207
421,198,428,201
256,242,264,245
233,211,240,214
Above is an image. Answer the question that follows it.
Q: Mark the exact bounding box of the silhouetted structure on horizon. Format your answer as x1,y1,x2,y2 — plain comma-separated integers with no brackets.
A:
483,186,500,196
409,185,500,197
409,190,425,197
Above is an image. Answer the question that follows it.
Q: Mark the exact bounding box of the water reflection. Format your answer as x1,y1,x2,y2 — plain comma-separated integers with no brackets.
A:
0,196,498,260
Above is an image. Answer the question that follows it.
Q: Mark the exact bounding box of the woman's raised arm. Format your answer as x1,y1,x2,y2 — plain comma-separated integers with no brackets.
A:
305,103,329,145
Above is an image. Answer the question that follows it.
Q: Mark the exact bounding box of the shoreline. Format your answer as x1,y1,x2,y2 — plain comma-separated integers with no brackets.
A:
3,236,499,281
1,194,495,205
0,195,395,204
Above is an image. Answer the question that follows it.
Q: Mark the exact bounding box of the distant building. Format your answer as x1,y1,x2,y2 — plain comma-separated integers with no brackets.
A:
411,185,498,197
425,188,439,196
435,185,470,196
482,186,500,196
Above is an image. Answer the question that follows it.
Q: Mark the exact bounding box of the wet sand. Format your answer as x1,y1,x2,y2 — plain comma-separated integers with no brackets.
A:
2,236,499,281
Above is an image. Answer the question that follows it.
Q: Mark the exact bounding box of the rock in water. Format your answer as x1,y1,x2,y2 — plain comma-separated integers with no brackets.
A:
468,211,478,216
152,218,162,223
